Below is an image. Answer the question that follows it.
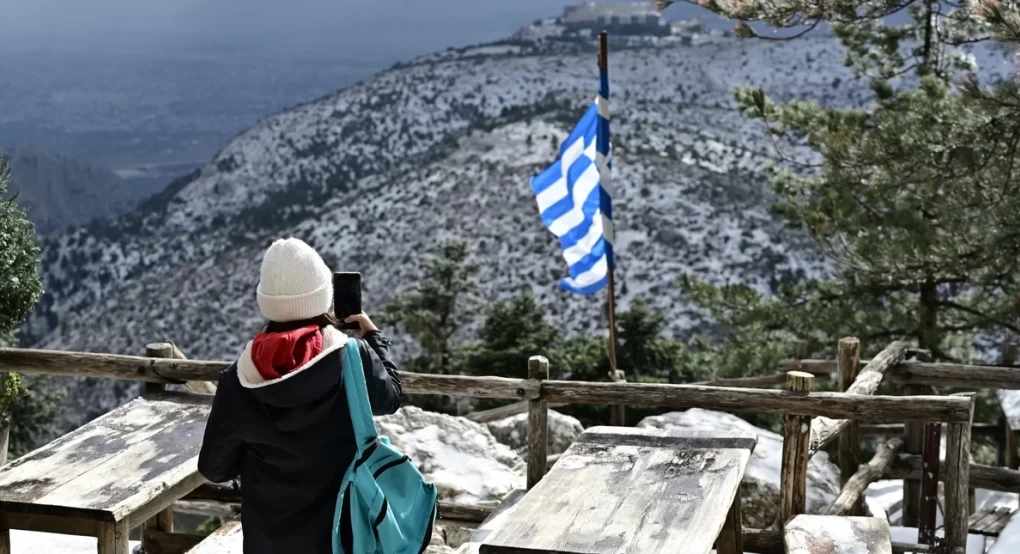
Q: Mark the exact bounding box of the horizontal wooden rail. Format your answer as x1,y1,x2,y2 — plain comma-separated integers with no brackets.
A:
690,373,788,388
860,422,1001,438
782,359,1020,390
887,455,1020,493
0,347,974,423
464,400,568,423
0,347,227,383
184,483,495,523
539,380,971,422
0,347,541,400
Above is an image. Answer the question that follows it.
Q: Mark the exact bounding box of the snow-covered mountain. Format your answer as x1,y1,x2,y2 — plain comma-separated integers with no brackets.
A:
20,29,1011,427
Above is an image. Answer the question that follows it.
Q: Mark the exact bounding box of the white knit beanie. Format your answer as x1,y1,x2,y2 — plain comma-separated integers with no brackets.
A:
257,237,333,323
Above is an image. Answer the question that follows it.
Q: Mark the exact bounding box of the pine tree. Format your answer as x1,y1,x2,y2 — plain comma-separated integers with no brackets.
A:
657,0,1020,367
0,157,56,456
462,292,562,379
381,240,480,375
0,159,41,336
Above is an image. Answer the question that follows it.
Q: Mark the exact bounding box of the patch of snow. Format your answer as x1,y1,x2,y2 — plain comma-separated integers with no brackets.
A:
9,531,140,554
376,407,525,504
990,508,1020,553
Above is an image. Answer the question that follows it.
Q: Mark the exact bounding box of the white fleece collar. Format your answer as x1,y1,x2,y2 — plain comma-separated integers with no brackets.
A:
237,326,348,389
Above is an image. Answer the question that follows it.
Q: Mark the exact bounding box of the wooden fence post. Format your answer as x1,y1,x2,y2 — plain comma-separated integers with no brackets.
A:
779,371,814,528
527,356,549,490
144,343,173,395
608,369,626,426
1003,343,1018,470
917,423,941,548
944,392,975,553
902,348,933,527
836,337,862,515
795,341,808,362
142,344,175,551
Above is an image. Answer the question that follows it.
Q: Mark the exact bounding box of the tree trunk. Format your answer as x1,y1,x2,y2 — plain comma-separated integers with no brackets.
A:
918,280,940,355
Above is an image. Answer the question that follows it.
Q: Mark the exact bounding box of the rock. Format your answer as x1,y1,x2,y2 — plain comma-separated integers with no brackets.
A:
438,522,476,549
485,410,584,455
376,407,525,504
637,408,842,528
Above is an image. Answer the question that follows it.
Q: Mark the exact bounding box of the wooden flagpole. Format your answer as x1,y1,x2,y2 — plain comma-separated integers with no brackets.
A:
599,30,625,427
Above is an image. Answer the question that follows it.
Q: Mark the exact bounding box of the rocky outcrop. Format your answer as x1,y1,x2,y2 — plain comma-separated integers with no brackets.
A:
376,407,525,504
485,410,584,456
637,408,842,528
1,146,138,235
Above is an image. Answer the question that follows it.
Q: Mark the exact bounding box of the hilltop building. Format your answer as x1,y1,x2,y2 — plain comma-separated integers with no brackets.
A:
561,2,671,36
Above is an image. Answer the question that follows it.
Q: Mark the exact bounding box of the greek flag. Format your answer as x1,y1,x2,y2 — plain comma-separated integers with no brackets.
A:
530,78,614,295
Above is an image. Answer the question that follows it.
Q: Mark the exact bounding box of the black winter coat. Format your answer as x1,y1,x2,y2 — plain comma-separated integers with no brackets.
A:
198,327,402,554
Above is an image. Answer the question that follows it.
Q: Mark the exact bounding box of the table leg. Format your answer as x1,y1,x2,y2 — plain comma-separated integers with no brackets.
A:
144,506,174,550
0,528,9,554
1008,429,1020,470
97,521,130,554
717,488,744,554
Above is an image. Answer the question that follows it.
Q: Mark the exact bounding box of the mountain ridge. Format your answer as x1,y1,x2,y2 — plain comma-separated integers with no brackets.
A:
20,30,1011,430
0,146,142,235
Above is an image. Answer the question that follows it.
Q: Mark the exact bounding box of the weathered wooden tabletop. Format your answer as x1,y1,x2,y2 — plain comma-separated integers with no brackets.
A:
186,520,242,553
0,393,210,526
479,426,756,554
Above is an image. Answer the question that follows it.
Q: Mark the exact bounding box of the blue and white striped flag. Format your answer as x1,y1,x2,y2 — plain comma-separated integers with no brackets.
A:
530,76,614,295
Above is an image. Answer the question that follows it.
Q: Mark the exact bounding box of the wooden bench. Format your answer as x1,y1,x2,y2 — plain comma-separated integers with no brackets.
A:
0,393,211,554
186,498,498,554
478,427,756,554
784,515,892,554
969,506,1017,537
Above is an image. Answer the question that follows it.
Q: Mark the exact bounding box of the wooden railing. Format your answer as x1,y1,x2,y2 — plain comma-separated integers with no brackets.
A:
0,341,988,554
781,339,1020,554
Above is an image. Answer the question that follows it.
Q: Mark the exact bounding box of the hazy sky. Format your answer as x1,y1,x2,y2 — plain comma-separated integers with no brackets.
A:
0,0,714,61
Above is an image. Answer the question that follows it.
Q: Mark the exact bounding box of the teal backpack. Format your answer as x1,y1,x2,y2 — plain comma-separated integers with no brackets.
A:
332,338,439,554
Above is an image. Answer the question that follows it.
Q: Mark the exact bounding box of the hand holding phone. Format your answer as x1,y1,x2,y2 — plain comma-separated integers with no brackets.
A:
343,313,378,338
333,272,362,330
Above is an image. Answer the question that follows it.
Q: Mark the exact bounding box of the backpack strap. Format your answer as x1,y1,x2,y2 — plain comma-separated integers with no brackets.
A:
342,337,379,444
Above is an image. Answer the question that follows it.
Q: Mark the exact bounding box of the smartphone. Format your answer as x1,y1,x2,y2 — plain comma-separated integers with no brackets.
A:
333,272,362,330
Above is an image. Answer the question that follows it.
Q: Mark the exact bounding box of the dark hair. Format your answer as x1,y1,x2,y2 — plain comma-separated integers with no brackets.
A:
263,313,339,334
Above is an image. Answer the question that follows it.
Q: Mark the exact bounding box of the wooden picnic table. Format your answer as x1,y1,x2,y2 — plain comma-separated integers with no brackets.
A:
479,426,756,554
0,393,211,554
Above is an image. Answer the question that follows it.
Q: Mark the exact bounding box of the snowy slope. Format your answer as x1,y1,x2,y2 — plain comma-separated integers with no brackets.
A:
23,31,1013,429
